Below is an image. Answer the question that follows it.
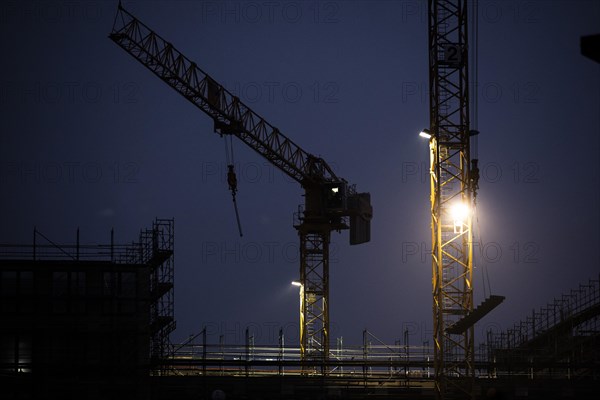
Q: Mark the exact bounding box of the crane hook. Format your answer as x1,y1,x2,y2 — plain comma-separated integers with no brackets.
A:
227,164,243,237
227,164,238,196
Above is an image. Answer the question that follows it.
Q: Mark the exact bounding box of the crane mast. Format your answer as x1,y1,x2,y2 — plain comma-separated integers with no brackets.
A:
427,0,475,398
109,4,372,365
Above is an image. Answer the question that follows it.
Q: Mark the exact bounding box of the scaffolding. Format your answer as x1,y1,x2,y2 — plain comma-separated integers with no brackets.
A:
486,276,600,379
162,275,600,383
168,328,435,384
140,219,176,371
0,218,176,372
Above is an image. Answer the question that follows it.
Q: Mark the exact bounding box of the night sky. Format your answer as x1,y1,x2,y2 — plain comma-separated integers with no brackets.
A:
1,0,598,348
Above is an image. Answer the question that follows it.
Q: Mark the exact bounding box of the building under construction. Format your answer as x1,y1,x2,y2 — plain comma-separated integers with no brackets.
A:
0,219,175,399
1,219,598,399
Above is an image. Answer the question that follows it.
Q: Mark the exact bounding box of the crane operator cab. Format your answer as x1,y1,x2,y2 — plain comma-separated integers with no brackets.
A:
322,181,372,245
325,182,346,211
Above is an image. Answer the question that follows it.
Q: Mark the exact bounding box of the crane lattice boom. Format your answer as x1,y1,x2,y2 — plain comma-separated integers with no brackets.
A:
110,5,337,187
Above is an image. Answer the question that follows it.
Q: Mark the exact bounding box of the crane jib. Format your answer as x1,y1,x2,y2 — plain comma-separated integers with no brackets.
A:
109,4,371,245
110,4,340,187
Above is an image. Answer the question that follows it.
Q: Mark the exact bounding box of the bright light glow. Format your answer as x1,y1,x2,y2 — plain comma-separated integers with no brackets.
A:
419,129,431,139
291,281,302,287
331,187,339,193
450,202,470,223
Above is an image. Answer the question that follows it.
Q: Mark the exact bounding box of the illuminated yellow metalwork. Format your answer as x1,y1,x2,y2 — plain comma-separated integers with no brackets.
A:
427,0,475,398
297,226,330,370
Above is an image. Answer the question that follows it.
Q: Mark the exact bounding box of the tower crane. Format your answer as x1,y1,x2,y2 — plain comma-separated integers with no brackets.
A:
424,1,502,398
109,4,372,363
425,0,476,396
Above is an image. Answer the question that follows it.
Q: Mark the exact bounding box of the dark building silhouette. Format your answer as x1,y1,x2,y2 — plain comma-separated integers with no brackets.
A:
0,219,174,399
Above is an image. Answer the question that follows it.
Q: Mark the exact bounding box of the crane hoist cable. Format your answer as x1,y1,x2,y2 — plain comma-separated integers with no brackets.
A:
223,135,243,237
472,0,479,133
471,2,489,296
474,207,492,298
470,0,480,205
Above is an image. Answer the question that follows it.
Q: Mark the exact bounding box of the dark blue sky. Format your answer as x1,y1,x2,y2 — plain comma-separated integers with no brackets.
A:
1,0,598,347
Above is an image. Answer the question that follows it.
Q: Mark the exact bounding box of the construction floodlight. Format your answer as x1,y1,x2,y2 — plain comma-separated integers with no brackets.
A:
450,202,470,233
419,128,432,139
